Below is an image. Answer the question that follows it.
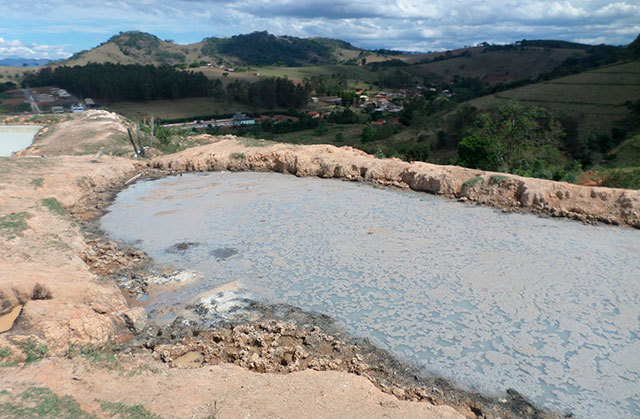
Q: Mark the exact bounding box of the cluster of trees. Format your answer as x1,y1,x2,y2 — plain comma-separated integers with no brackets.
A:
203,32,332,66
304,75,348,96
260,115,320,134
456,102,580,181
24,64,224,102
226,77,310,109
0,81,17,93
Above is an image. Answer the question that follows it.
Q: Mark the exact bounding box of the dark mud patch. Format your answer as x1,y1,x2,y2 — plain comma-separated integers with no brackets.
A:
166,241,200,254
209,247,238,261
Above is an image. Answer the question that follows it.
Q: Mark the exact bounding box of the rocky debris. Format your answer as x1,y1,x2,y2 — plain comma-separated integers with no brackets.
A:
80,238,147,276
151,138,640,229
122,307,148,334
149,320,557,419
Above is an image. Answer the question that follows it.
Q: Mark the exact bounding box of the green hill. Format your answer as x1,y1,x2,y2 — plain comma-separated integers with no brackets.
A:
62,31,368,68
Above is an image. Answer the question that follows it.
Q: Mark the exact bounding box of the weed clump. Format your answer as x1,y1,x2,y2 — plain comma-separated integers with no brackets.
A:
462,176,485,189
0,386,91,418
41,198,65,214
0,212,32,240
21,339,47,364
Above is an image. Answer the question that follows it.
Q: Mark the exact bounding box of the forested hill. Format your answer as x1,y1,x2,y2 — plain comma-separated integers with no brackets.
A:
62,31,367,67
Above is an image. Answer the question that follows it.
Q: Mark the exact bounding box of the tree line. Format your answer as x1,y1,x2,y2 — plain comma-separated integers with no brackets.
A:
226,77,310,109
21,64,311,109
23,64,224,102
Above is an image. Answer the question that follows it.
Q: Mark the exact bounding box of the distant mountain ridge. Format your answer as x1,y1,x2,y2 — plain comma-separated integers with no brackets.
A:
0,57,52,67
63,31,368,67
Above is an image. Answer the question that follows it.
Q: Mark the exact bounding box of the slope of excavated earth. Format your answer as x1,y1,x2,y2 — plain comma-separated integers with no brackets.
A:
3,114,636,418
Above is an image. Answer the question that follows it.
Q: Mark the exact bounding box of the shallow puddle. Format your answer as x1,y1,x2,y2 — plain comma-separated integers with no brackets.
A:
0,125,42,156
0,305,23,333
102,171,640,418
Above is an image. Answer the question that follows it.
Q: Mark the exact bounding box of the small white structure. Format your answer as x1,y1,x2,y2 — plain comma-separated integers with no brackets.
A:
71,104,85,113
84,98,95,107
51,106,64,114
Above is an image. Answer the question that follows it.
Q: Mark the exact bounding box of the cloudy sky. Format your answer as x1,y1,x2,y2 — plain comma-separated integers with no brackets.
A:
1,0,639,59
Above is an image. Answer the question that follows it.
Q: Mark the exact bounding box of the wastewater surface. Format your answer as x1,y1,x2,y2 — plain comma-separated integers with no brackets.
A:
0,125,41,156
102,171,640,418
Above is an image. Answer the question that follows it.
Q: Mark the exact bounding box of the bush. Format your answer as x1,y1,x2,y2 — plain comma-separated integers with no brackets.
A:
457,135,500,171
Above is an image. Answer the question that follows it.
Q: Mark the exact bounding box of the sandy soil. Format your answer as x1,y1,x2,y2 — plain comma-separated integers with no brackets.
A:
3,113,631,418
2,356,462,418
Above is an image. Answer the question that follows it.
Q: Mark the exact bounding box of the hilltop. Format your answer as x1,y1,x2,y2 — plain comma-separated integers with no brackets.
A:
62,31,369,67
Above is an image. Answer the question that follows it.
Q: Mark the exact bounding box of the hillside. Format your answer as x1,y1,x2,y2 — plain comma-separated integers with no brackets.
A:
466,60,640,135
401,46,588,84
64,32,202,66
62,31,370,68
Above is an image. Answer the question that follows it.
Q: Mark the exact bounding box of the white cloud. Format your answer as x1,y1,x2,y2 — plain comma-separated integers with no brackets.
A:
0,0,638,52
0,37,72,60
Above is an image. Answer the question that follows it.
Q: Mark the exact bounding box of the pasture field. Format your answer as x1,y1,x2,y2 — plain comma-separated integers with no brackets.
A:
466,61,640,134
268,123,366,146
198,64,377,89
405,47,586,83
0,66,37,84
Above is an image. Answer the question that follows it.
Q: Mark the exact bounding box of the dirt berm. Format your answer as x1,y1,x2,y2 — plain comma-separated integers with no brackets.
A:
152,136,640,228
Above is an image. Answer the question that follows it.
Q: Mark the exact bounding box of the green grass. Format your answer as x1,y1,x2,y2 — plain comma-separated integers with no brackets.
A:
67,344,120,370
0,212,32,240
31,177,44,188
269,123,365,146
249,64,377,86
598,168,640,190
605,135,640,168
0,387,93,418
230,152,246,159
462,176,485,188
99,400,160,419
41,197,65,215
21,338,48,364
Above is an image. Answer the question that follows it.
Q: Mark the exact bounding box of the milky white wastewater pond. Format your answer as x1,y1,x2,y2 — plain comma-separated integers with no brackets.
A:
0,125,41,156
102,171,640,418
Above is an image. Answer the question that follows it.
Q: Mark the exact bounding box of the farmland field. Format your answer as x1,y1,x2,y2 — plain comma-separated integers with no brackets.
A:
197,64,377,89
466,61,640,134
405,47,587,83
